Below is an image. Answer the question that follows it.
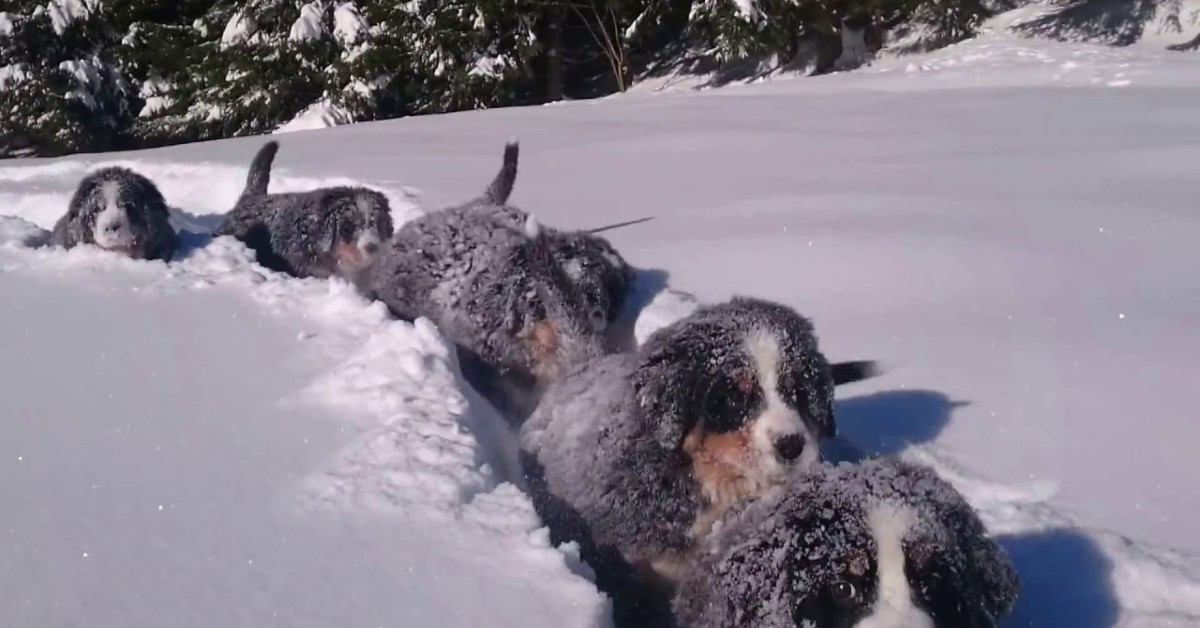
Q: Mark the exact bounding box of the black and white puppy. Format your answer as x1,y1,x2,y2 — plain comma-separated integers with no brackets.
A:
214,141,394,281
520,297,842,589
674,457,1019,628
448,142,635,335
552,230,635,336
362,144,605,422
50,167,176,261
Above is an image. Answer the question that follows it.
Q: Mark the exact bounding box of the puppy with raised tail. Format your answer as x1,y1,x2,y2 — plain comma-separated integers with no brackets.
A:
519,297,848,618
215,141,394,281
674,457,1019,628
447,141,636,337
361,142,605,423
50,167,176,261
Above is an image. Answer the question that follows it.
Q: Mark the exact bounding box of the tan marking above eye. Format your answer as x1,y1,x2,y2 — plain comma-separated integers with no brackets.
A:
846,550,870,577
734,371,756,394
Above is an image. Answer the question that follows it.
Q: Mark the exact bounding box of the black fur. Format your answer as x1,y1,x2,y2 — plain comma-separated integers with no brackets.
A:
214,140,394,281
362,202,606,423
634,298,837,449
452,141,635,333
674,457,1020,628
49,167,176,261
520,297,843,623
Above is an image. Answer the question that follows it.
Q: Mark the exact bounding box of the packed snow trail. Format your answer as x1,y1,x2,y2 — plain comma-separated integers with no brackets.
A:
0,208,611,627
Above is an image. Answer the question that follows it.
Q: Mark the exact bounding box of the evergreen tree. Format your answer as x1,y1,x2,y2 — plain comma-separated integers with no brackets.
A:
170,1,335,139
0,0,133,157
3,0,1189,159
108,0,214,145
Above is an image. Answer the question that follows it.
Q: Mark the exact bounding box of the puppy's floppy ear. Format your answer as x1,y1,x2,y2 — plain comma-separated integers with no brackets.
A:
676,477,826,626
631,336,703,451
905,461,1021,625
967,529,1020,623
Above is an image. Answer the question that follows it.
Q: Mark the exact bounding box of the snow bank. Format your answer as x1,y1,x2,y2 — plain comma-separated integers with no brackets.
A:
0,215,50,248
0,161,611,628
275,100,355,134
0,156,422,231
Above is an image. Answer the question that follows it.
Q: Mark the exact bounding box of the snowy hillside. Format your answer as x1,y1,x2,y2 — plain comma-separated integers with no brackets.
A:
4,13,1200,628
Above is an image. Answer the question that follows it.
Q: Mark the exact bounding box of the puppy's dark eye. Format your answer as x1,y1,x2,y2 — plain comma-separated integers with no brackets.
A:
702,369,764,433
830,581,858,607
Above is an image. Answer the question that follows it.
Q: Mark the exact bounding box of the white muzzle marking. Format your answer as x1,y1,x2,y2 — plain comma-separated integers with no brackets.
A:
745,330,819,478
855,504,935,628
93,181,135,250
355,231,380,256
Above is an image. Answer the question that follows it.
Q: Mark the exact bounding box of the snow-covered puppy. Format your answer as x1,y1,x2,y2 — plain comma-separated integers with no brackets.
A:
550,230,635,335
49,167,176,261
519,297,841,586
214,141,394,280
674,457,1019,628
448,142,635,334
362,146,604,422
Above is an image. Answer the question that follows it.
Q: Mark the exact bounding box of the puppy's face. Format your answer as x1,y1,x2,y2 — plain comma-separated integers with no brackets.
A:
781,503,943,628
780,503,1013,628
633,298,836,529
553,234,633,333
678,461,1019,628
82,179,159,258
513,237,607,383
325,190,393,274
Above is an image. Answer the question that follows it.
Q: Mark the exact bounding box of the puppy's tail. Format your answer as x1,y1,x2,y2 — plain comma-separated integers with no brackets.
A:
481,141,519,205
831,360,880,387
241,140,279,200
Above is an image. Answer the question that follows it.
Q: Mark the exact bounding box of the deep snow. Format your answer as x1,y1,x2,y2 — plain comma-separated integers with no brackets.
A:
3,9,1200,628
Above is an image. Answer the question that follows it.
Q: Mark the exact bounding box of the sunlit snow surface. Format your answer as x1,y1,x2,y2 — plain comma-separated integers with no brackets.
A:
3,9,1200,627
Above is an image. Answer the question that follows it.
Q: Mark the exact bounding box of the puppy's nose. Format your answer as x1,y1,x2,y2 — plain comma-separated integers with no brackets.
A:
362,241,379,255
103,222,123,233
773,434,807,461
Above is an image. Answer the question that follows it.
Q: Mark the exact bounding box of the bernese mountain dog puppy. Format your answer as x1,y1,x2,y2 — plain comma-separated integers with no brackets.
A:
674,457,1019,628
50,167,176,261
446,142,635,337
519,297,847,621
360,144,605,423
215,140,394,282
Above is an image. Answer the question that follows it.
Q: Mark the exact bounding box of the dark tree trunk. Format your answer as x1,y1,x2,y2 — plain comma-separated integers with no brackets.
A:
545,4,566,102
